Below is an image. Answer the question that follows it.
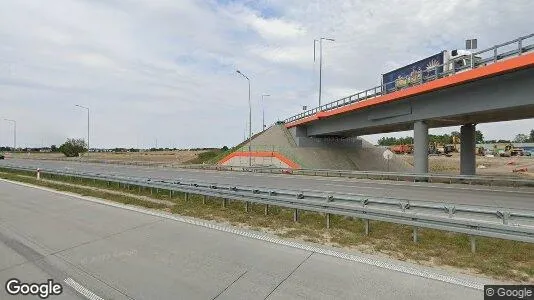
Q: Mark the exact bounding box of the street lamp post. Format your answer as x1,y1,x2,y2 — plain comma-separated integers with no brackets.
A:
4,119,16,151
75,105,90,156
261,94,270,130
314,37,335,107
236,70,252,166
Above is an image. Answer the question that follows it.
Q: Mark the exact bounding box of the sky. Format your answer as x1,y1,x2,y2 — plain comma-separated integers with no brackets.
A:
0,0,533,149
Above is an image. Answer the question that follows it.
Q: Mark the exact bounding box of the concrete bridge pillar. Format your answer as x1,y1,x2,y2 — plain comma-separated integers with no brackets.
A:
460,124,476,175
414,120,429,174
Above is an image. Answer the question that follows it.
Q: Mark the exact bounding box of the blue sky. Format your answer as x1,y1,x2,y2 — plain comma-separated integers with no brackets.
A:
0,0,533,148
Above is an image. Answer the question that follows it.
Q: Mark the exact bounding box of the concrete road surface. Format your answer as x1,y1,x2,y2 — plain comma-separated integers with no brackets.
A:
0,180,489,299
2,159,534,210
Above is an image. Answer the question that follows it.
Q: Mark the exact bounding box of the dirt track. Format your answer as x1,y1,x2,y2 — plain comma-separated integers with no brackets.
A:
402,153,534,176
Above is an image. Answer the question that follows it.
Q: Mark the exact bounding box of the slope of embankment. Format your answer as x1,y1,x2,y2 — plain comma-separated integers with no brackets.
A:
219,125,411,172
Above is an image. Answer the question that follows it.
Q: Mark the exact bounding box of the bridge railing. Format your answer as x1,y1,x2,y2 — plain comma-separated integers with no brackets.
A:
283,33,534,124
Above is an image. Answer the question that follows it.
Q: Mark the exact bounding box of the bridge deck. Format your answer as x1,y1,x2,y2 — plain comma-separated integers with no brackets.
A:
286,52,534,129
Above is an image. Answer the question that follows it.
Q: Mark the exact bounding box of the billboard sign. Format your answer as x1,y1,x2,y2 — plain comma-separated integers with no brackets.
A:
382,52,444,93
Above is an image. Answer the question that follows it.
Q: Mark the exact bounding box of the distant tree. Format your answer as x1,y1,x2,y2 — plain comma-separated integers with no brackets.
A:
530,130,534,143
59,138,87,157
497,139,511,143
50,145,58,152
221,146,229,151
451,131,460,138
475,130,484,143
514,134,529,143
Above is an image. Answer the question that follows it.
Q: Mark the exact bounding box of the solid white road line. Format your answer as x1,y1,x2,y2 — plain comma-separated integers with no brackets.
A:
64,277,104,300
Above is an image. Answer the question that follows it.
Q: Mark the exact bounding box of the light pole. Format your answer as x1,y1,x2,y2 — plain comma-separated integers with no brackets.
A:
261,94,270,130
4,119,16,151
314,37,335,107
236,70,252,166
75,105,90,156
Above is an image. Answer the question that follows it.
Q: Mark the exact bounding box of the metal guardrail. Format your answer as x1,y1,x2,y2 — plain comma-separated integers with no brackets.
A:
1,164,533,245
9,157,532,187
179,164,534,187
283,33,534,124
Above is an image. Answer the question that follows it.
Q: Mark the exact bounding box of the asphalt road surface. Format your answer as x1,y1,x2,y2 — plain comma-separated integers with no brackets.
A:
0,180,488,299
2,159,534,210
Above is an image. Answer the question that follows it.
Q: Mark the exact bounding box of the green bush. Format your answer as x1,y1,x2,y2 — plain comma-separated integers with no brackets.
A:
58,138,87,157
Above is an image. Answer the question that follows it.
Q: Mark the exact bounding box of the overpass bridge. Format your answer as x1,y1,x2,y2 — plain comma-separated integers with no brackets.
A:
283,33,534,175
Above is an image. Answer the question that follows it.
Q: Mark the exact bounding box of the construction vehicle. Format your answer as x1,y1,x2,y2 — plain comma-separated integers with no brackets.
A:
493,143,513,157
428,142,441,155
390,144,413,154
443,145,456,154
511,148,525,156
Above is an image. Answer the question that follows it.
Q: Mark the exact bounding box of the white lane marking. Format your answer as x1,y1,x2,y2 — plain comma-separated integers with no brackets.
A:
64,277,104,300
1,179,486,291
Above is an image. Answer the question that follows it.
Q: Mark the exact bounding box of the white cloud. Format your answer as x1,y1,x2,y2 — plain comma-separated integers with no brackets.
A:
246,15,306,39
0,0,533,148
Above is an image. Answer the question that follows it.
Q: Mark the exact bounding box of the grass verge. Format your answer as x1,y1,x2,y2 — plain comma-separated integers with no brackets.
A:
0,167,532,283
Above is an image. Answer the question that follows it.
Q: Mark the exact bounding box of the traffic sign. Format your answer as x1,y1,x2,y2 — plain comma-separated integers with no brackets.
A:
383,149,394,160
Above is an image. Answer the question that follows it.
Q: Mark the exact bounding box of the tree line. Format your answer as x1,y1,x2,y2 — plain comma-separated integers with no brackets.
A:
512,130,534,143
378,130,534,146
378,131,484,146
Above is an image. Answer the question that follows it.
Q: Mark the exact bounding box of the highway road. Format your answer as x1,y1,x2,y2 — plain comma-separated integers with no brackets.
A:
2,159,534,210
0,179,488,299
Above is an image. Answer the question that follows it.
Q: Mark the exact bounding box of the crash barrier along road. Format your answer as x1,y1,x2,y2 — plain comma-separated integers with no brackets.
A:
1,164,533,253
180,164,534,187
12,157,534,187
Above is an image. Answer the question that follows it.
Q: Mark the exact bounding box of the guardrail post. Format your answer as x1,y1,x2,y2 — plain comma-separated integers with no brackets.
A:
169,190,172,198
364,219,370,235
470,235,476,253
293,209,299,222
185,193,189,201
36,168,40,180
413,227,418,243
150,187,153,195
222,198,228,208
326,213,331,229
264,204,269,215
202,195,207,205
245,201,250,212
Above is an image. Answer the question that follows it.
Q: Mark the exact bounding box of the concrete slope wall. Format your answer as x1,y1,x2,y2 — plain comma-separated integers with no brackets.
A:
222,125,410,172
